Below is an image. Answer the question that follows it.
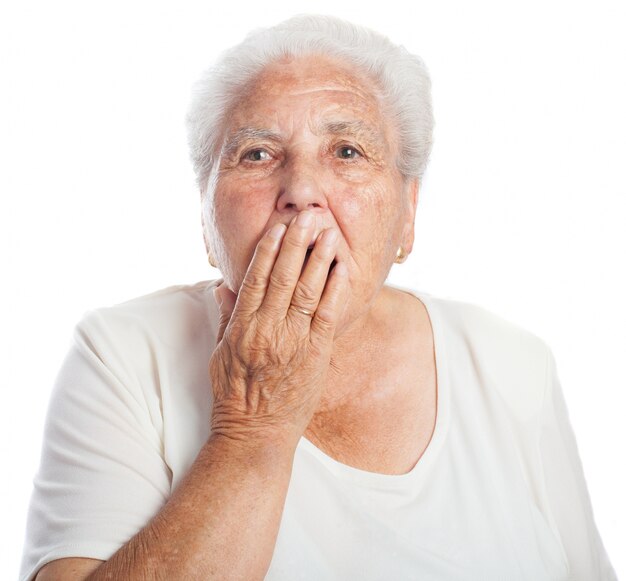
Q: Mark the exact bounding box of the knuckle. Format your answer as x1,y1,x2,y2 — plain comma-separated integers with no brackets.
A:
311,248,332,264
292,280,317,305
241,269,266,294
313,308,335,332
256,304,281,327
260,232,277,247
258,235,278,253
226,318,246,340
269,269,293,292
282,235,305,252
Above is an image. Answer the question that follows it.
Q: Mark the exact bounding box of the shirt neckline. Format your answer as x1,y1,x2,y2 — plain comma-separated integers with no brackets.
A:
297,283,451,490
203,278,451,491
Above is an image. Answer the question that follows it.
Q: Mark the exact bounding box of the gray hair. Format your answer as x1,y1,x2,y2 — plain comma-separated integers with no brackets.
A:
185,13,434,195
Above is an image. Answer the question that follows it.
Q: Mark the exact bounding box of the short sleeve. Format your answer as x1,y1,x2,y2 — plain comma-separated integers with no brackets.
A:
19,311,173,581
539,346,618,581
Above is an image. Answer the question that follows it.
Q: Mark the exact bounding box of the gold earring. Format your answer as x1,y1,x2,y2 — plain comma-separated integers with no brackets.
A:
207,249,218,268
395,246,408,264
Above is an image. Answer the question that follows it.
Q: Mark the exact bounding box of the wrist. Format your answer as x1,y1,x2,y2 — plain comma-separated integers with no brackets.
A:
207,429,298,469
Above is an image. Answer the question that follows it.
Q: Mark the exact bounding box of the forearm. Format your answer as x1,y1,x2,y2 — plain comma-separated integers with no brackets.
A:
87,434,296,581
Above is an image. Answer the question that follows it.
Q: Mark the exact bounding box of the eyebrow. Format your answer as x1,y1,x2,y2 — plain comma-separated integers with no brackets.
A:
221,120,385,159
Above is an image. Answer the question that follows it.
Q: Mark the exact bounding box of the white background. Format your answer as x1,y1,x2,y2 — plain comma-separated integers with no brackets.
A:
1,0,624,578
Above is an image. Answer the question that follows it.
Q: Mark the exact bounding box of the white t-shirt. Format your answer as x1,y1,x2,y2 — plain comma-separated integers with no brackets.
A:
19,279,617,581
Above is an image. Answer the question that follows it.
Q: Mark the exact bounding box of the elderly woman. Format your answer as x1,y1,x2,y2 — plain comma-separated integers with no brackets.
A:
20,13,616,581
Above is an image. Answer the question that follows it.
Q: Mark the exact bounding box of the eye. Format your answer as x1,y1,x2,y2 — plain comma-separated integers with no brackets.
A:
336,145,363,161
241,148,272,162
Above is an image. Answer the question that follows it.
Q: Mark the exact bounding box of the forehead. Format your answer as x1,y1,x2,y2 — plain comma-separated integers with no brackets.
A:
248,54,380,100
221,54,393,150
236,57,379,112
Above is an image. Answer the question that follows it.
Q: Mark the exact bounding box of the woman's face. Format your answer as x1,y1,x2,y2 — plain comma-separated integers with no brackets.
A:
205,54,418,331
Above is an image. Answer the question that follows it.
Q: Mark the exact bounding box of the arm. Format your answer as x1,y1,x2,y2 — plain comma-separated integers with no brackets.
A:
36,559,102,580
26,212,347,580
37,435,295,581
539,347,618,581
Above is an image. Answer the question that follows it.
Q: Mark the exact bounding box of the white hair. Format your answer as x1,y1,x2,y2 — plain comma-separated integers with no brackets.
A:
185,13,434,195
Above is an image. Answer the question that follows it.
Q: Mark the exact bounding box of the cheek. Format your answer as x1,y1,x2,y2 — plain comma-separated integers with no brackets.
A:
212,181,276,265
215,177,274,221
335,194,361,224
334,180,398,246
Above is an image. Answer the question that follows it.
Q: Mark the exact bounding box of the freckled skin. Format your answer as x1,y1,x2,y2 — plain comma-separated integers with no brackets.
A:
204,53,419,348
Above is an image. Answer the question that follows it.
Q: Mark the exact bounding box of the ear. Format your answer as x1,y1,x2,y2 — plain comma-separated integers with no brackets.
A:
400,177,419,254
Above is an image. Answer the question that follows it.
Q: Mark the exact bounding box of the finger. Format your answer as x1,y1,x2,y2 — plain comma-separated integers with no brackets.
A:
233,222,287,319
214,283,237,344
309,261,349,347
288,227,339,318
260,211,316,318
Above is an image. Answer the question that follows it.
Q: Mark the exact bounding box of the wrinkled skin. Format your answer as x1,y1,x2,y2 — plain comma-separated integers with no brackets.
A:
209,215,349,445
204,54,419,445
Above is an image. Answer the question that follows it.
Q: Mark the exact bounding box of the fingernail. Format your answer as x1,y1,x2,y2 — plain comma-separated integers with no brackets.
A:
296,211,314,227
268,223,286,239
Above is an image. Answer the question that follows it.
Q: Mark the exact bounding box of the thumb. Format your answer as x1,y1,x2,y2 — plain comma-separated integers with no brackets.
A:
213,283,237,344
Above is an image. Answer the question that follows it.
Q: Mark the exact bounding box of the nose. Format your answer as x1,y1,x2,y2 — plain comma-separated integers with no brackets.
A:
276,157,328,215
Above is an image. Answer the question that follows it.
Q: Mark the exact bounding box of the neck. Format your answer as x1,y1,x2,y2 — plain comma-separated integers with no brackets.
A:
320,284,396,409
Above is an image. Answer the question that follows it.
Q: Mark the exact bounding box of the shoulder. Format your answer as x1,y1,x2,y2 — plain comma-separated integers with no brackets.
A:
440,292,550,420
431,291,548,355
398,285,551,421
73,279,222,372
77,279,220,336
391,283,549,357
